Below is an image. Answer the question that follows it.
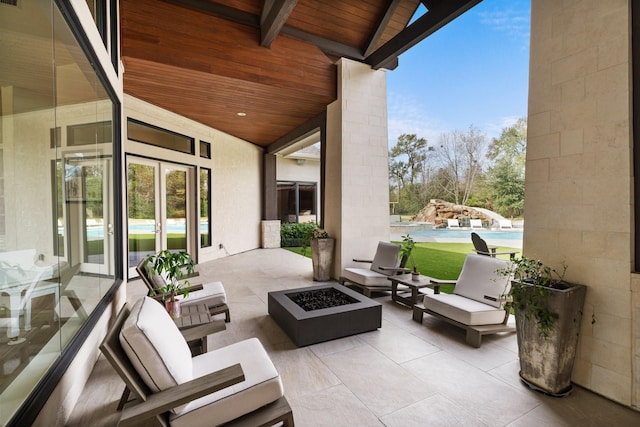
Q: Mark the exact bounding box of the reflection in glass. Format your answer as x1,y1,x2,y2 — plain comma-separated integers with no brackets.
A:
0,1,116,423
127,163,157,266
200,168,211,247
166,167,187,251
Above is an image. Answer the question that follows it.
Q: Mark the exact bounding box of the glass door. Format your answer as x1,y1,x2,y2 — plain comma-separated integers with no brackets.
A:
127,157,192,277
64,154,114,276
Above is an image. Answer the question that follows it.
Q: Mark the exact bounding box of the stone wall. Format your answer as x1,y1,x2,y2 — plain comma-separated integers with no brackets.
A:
526,0,635,408
412,200,492,228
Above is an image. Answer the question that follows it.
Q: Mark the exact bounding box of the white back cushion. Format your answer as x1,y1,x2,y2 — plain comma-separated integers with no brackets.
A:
120,297,193,393
454,254,512,308
370,241,401,275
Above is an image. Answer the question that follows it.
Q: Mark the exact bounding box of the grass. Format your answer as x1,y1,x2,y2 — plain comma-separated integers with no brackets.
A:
284,241,520,294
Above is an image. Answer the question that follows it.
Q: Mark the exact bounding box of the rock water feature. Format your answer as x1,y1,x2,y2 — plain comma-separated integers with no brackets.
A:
268,284,382,346
413,199,493,228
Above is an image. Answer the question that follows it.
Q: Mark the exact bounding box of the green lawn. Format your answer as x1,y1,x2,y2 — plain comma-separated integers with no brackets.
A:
284,241,520,294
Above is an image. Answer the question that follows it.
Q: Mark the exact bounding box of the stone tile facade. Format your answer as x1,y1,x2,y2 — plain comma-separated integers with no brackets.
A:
526,0,637,408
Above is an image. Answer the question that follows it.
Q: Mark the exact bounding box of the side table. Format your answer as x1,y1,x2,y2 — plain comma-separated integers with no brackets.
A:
174,303,212,353
388,274,436,308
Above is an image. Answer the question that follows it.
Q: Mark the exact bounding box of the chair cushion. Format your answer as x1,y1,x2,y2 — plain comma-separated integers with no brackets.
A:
120,297,193,396
175,281,227,307
454,254,511,308
423,293,507,325
170,337,284,427
370,241,401,275
343,267,390,287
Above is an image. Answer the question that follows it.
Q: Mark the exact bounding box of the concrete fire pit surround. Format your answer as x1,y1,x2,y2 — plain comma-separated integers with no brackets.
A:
267,283,382,347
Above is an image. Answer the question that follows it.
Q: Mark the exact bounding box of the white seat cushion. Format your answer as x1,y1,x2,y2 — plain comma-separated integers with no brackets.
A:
120,297,193,412
175,281,227,307
343,268,389,287
170,337,284,427
423,293,507,325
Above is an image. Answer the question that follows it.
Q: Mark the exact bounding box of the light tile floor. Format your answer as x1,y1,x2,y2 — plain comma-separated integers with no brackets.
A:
67,248,640,426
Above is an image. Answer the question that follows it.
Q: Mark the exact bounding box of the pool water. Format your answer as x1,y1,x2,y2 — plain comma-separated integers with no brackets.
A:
411,228,523,240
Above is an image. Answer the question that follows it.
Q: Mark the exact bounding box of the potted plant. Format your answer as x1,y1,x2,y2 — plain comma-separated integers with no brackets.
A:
400,234,419,280
310,227,334,281
500,256,587,396
145,250,195,319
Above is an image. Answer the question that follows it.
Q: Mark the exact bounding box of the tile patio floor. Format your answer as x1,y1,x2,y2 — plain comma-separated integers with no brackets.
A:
67,248,640,426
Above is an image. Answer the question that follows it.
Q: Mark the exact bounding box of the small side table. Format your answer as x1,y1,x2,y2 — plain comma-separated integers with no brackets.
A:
174,303,212,353
388,274,436,308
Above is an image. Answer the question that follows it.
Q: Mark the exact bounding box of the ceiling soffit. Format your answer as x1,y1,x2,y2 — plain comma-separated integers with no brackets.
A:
121,0,481,148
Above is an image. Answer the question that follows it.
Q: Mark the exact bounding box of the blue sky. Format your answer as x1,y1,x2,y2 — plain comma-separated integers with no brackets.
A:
386,0,531,146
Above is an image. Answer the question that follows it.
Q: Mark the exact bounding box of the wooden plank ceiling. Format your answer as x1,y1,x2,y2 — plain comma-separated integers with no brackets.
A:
121,0,482,148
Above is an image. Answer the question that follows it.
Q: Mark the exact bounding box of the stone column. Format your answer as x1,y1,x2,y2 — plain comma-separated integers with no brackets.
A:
324,58,390,279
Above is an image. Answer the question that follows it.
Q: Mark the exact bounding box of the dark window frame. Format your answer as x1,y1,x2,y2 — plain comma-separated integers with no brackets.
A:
127,118,195,155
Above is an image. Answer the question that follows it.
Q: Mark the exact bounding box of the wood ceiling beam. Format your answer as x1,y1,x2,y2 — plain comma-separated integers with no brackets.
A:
365,0,482,70
280,26,364,60
267,112,326,155
163,0,364,61
162,0,258,27
363,0,402,57
163,0,365,61
261,0,299,48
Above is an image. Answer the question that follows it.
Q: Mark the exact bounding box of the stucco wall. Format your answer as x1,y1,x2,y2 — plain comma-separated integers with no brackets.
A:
526,0,636,407
124,95,263,263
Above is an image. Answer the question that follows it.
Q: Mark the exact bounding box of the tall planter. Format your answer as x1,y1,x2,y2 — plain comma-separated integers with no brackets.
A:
311,238,334,281
514,281,587,396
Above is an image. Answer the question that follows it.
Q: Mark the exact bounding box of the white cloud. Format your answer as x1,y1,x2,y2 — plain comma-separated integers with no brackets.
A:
477,1,530,49
387,92,450,148
484,115,524,140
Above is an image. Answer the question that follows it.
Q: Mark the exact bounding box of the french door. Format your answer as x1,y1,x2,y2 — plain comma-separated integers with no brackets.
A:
63,154,114,276
126,157,194,277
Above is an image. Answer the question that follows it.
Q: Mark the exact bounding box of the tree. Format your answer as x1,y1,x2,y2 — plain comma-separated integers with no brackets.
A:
388,134,432,214
434,126,486,205
486,118,527,218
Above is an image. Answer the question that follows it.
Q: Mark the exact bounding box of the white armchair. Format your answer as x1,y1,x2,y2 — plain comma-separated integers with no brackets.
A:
101,296,293,426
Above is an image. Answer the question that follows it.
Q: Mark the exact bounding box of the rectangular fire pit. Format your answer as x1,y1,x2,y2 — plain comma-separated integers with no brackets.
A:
268,284,382,347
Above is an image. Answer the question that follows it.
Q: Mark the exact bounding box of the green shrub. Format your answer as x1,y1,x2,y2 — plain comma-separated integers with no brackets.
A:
280,222,317,247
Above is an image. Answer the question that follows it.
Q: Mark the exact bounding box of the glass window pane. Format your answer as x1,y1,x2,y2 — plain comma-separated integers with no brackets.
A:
127,162,156,266
200,141,211,159
0,1,116,422
127,119,194,154
200,168,211,247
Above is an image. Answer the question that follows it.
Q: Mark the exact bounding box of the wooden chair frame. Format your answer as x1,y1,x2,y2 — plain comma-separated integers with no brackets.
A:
100,304,295,426
136,258,230,322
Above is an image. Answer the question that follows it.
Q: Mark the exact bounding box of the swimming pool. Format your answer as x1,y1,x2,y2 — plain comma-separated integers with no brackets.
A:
391,226,523,248
411,228,523,240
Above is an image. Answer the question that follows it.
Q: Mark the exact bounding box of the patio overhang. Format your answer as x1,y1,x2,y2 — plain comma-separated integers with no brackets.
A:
121,0,484,149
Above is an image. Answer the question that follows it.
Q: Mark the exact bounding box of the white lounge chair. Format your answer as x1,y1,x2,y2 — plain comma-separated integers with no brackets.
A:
101,297,294,426
470,219,483,229
412,254,515,347
498,219,513,229
447,219,461,229
339,241,411,297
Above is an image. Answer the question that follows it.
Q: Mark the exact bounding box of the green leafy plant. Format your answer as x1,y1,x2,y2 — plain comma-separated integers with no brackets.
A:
280,222,318,247
145,250,195,302
499,256,568,338
400,234,417,273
